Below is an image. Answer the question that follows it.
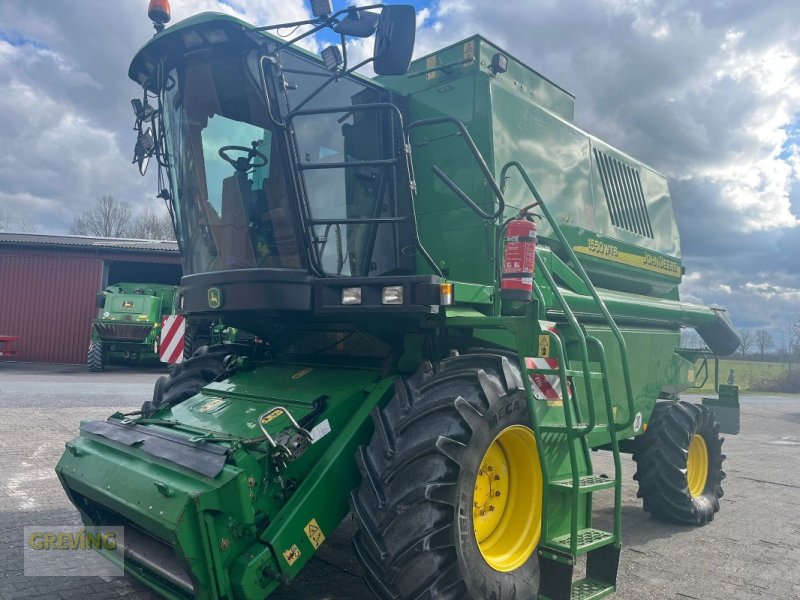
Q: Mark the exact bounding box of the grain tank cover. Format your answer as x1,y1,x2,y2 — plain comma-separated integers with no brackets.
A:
403,35,576,122
380,36,682,298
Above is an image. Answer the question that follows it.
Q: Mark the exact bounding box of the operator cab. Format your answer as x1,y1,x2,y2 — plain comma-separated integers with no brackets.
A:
129,4,445,326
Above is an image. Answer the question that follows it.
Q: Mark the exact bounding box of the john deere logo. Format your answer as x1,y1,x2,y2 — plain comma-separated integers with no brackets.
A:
208,287,223,309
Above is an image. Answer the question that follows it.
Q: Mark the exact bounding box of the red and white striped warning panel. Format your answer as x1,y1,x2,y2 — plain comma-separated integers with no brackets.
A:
160,315,185,364
526,357,572,401
527,321,573,401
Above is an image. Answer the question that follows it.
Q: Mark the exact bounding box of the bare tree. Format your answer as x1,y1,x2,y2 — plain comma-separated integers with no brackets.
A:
754,328,774,360
129,206,175,240
738,329,753,358
791,318,800,358
0,207,38,232
14,212,38,232
70,195,132,237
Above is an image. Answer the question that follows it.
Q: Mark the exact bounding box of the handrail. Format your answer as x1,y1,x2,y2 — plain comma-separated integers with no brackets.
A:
500,160,636,432
536,253,596,435
406,116,506,220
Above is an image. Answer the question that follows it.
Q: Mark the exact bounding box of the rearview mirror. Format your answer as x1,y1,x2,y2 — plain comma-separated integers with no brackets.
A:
373,5,416,76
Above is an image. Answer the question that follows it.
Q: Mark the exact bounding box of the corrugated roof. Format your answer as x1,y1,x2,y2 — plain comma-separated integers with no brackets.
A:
0,232,179,253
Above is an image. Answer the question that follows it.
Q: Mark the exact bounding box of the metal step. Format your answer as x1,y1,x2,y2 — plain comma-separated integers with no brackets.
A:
526,368,605,379
545,528,615,556
540,424,609,434
569,578,615,600
550,475,615,493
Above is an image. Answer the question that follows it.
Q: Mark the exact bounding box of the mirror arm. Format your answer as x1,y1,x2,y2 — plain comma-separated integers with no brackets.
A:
340,33,348,72
259,10,343,52
252,17,325,32
252,4,387,52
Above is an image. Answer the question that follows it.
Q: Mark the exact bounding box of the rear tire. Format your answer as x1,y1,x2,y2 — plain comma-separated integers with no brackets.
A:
87,341,104,372
142,350,227,417
351,353,541,600
633,401,725,525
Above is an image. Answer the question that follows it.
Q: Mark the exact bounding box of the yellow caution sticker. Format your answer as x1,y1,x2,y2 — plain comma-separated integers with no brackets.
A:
194,397,228,414
282,544,301,566
291,367,313,380
463,40,475,61
538,334,551,358
261,409,284,425
426,55,437,80
304,518,326,549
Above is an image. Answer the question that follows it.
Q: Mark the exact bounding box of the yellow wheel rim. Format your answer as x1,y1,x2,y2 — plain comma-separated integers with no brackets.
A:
687,434,709,498
472,425,542,572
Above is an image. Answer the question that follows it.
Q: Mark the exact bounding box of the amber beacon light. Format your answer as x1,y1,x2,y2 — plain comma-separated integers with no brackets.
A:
148,0,171,32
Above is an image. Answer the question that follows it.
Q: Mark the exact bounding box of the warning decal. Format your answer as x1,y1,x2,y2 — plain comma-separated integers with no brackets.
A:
304,518,326,549
282,544,301,566
538,334,551,358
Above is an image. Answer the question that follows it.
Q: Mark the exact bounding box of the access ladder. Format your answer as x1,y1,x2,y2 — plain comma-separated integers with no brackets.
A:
500,161,637,600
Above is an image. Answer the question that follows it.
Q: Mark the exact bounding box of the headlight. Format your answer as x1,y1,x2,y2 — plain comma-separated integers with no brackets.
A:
382,286,404,305
341,287,362,305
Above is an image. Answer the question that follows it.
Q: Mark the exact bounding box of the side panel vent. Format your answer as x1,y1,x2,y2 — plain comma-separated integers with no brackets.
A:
594,149,654,238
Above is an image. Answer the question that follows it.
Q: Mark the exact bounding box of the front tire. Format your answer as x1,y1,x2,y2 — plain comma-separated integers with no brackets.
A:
183,327,212,361
351,353,542,600
87,340,104,372
633,401,726,525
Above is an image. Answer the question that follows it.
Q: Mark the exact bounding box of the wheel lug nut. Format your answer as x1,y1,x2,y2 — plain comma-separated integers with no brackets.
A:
494,475,500,481
487,466,494,472
495,491,501,497
489,505,495,512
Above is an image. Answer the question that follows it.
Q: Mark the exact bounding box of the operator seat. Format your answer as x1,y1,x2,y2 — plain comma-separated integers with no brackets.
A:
217,175,256,268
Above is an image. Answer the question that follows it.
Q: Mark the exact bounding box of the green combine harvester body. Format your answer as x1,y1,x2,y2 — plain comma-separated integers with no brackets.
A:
88,282,177,370
57,5,741,599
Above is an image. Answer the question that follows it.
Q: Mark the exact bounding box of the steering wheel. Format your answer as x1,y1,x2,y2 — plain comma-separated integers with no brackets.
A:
218,145,268,174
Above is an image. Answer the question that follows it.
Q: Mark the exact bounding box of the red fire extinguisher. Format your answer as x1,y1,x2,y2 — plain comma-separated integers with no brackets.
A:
501,219,538,302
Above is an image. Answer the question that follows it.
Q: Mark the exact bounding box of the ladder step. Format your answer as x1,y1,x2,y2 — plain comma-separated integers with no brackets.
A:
570,578,615,600
545,528,615,556
540,424,609,434
550,475,615,493
566,370,605,379
526,368,605,379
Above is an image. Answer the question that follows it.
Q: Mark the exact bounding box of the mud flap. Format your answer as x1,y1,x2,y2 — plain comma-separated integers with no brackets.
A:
702,383,740,435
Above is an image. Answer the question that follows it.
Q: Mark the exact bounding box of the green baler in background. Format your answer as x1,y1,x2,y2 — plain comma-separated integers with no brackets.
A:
57,2,741,599
88,282,177,371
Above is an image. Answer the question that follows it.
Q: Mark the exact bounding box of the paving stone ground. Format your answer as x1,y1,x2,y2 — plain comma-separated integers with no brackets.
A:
1,362,799,599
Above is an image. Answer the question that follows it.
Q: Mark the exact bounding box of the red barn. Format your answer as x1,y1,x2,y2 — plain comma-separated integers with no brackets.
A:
0,233,181,364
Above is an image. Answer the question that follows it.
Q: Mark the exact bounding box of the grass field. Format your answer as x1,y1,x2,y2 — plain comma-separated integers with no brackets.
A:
691,358,793,393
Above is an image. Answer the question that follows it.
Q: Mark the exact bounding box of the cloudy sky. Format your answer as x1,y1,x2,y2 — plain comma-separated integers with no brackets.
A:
0,0,798,339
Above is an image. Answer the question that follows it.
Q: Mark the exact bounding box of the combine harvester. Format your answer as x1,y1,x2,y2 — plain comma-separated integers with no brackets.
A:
89,282,178,370
57,1,741,598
